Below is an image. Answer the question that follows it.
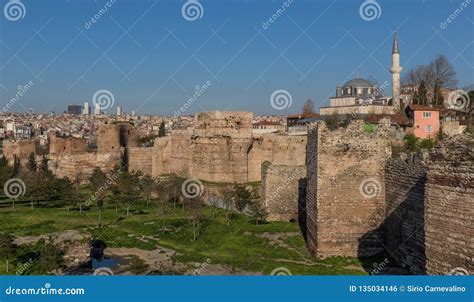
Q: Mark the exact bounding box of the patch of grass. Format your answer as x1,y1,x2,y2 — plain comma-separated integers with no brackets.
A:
0,200,368,275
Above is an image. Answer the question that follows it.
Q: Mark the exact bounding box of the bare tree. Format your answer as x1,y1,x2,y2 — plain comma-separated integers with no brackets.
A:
302,99,315,116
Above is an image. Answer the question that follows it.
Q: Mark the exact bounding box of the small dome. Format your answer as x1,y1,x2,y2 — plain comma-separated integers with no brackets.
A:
342,78,374,88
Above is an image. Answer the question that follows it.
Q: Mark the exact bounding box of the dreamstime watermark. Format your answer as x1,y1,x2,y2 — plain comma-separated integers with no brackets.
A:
193,258,211,275
181,178,204,199
16,258,35,275
370,258,389,275
174,81,212,118
440,0,472,30
448,267,468,275
84,0,117,30
262,0,294,30
92,89,115,112
181,0,203,21
270,267,292,276
2,81,34,113
3,0,26,21
5,283,85,296
359,0,382,22
359,178,381,199
93,267,114,276
3,178,26,199
83,170,122,207
447,89,470,111
270,89,292,111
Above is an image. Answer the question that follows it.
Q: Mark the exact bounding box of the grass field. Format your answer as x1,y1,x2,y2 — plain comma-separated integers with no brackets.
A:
0,198,374,275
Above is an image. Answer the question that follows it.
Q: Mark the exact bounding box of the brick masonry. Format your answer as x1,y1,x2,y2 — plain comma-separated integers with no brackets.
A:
305,119,392,258
261,162,306,222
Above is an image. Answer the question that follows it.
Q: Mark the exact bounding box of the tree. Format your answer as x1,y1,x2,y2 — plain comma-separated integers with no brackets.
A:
184,196,204,241
26,153,37,174
233,184,252,212
302,99,315,117
403,55,457,89
220,186,235,227
39,155,49,174
247,200,268,225
0,233,17,273
430,55,457,89
37,240,64,275
158,121,166,137
414,80,428,106
12,155,20,177
140,174,156,208
432,80,444,108
89,167,108,228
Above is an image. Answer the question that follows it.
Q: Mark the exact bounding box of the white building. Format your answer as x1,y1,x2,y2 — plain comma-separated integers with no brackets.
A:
83,102,90,115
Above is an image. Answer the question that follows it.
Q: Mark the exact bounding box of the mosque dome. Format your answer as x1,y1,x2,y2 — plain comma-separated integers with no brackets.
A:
342,77,374,88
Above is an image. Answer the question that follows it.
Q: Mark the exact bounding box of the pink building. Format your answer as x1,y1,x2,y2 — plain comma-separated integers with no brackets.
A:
406,105,440,139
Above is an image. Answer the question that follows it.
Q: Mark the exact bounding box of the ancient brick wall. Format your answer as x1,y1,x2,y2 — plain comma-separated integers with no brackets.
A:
384,153,428,274
49,152,120,182
128,147,153,175
49,135,88,156
3,139,38,161
306,120,392,258
261,162,306,222
150,112,306,183
424,136,473,275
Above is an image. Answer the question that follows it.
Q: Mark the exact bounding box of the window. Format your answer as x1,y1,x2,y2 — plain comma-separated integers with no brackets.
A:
424,125,433,133
422,112,432,118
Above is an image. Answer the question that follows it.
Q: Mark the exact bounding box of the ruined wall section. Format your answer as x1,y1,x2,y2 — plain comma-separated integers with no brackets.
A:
151,112,306,183
306,120,392,258
49,135,88,156
248,134,306,182
261,162,306,221
49,153,120,182
424,136,474,275
128,147,153,176
384,153,427,274
3,140,38,161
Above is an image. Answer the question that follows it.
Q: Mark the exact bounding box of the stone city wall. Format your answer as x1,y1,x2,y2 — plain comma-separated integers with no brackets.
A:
424,136,473,275
384,152,428,274
306,119,392,258
261,162,306,222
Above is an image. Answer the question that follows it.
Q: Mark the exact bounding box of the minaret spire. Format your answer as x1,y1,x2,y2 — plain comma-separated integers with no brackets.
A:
390,31,402,107
392,31,399,54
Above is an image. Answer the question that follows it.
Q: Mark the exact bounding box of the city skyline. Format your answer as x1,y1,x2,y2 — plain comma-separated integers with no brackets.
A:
1,0,473,116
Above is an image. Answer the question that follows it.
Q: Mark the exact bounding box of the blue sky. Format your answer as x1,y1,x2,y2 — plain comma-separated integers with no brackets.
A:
0,0,473,115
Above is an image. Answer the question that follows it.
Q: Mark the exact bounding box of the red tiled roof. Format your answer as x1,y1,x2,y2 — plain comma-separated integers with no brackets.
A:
365,114,412,126
408,104,440,111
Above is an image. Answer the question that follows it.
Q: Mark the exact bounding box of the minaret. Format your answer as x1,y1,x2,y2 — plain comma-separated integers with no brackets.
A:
390,31,402,107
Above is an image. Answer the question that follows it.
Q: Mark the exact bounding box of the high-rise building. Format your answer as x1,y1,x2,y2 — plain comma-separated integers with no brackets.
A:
83,102,90,115
68,104,83,115
117,106,123,116
94,103,101,115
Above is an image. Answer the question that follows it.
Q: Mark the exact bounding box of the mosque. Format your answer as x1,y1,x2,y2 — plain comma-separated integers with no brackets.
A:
319,32,402,116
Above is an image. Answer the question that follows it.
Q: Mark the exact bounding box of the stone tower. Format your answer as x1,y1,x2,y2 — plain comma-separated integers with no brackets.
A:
390,31,402,107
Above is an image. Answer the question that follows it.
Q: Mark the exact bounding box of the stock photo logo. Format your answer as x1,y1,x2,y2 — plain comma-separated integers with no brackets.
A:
93,267,114,276
359,0,382,21
92,89,115,112
447,89,470,111
181,178,204,198
181,0,204,21
270,267,292,276
270,89,292,111
3,178,26,199
448,267,468,276
3,0,26,21
359,178,381,199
